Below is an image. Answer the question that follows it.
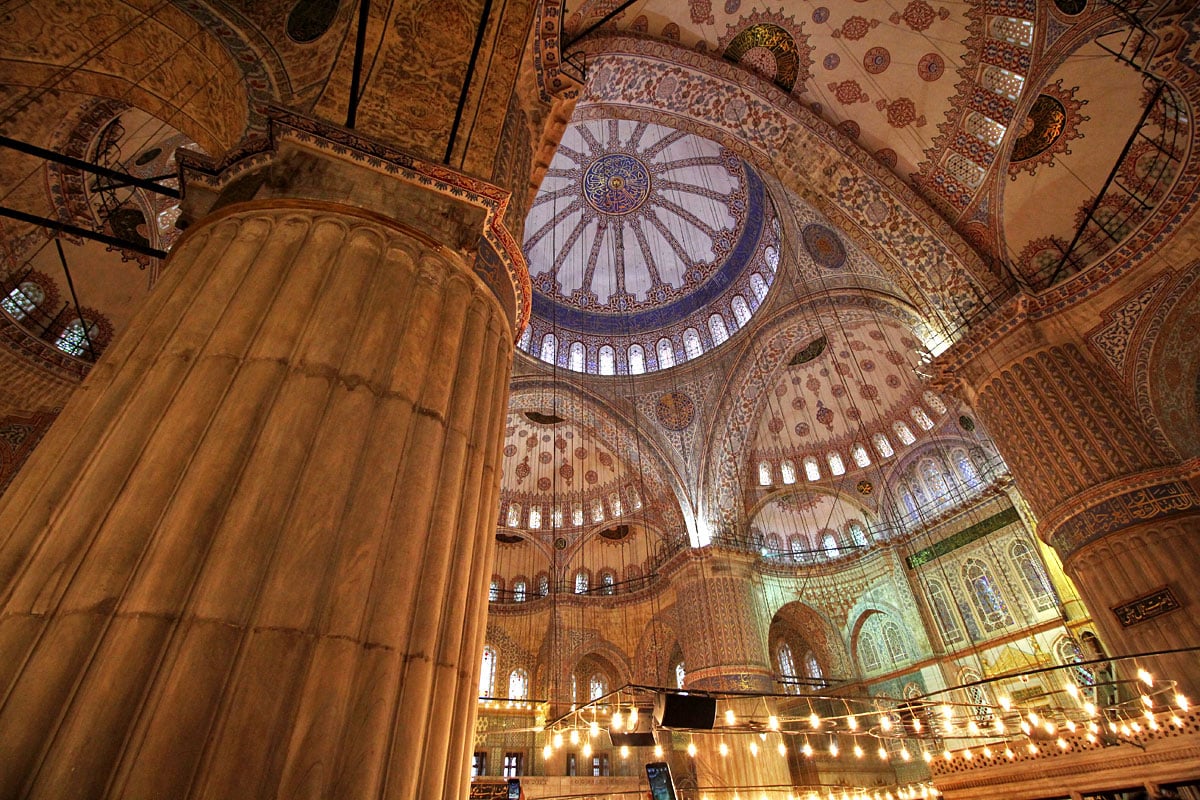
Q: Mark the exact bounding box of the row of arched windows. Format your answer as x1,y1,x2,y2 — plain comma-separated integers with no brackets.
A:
478,647,532,699
518,268,775,376
2,283,105,358
488,568,624,602
761,518,873,563
895,447,991,526
923,541,1056,646
502,487,642,529
774,641,824,692
857,613,911,674
757,394,947,486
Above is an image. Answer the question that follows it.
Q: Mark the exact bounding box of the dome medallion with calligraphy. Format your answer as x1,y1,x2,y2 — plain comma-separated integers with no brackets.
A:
519,118,781,375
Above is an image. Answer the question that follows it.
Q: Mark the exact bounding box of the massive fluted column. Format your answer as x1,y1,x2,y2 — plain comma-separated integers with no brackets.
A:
671,551,792,793
0,116,527,799
940,310,1200,694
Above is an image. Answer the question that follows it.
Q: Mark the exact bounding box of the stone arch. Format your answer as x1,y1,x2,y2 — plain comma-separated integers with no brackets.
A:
570,36,1002,330
767,601,851,680
0,2,259,154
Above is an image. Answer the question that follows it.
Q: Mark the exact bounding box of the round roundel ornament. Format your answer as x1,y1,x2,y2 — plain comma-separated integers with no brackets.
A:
801,224,847,269
583,154,652,215
857,480,874,495
655,390,696,431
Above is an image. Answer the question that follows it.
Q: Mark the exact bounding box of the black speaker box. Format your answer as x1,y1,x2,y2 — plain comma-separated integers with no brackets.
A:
654,691,716,729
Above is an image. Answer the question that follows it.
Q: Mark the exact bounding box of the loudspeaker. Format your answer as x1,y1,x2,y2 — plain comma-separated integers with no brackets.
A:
610,706,656,746
654,691,716,729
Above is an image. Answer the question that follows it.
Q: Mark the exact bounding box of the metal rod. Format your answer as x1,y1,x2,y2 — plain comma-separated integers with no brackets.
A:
345,0,372,128
54,238,97,361
444,0,494,165
0,135,180,198
562,0,641,48
0,206,167,259
1047,80,1166,286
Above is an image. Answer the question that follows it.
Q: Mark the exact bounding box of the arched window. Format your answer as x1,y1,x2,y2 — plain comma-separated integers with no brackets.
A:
858,630,882,673
2,281,44,321
732,295,752,327
513,579,527,603
708,313,729,346
954,449,980,488
517,325,532,350
788,534,805,562
980,64,1024,101
601,571,616,595
56,317,98,357
528,506,542,529
776,642,799,693
540,333,558,364
479,647,497,697
589,673,608,701
489,579,502,602
657,338,675,369
598,345,615,375
509,668,529,699
963,558,1012,631
804,651,823,683
674,661,686,690
628,344,646,375
506,503,521,528
850,443,871,468
921,459,949,499
683,328,703,360
911,406,934,430
571,505,584,526
872,432,895,458
900,488,917,522
590,498,604,522
821,532,839,558
988,15,1033,46
847,520,868,549
803,456,821,482
1054,636,1096,688
927,579,963,644
574,570,589,594
827,451,846,476
758,461,772,486
537,573,550,597
958,668,992,723
569,341,585,372
881,619,909,665
628,485,642,510
1010,540,1055,611
750,273,768,302
922,390,948,415
893,421,916,445
780,459,797,484
552,506,564,528
765,245,780,272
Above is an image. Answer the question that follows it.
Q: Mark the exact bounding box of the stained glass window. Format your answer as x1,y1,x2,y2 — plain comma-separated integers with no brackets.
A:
569,341,585,372
758,461,772,486
540,333,557,364
574,570,589,594
675,661,686,689
963,558,1012,631
911,406,934,430
479,647,496,696
827,451,846,476
657,338,675,369
56,317,98,358
709,313,729,346
506,503,521,527
528,506,542,529
851,443,871,468
513,580,527,603
598,345,615,375
1011,540,1055,611
803,456,821,481
927,579,963,644
628,344,646,374
509,668,529,699
2,282,43,321
601,571,615,595
732,295,752,327
751,273,768,302
780,459,797,484
893,421,916,446
776,642,799,693
872,433,895,458
589,673,607,701
683,328,703,360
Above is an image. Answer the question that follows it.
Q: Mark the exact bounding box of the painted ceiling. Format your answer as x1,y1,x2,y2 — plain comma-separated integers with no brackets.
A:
564,0,975,185
748,316,951,473
519,117,779,373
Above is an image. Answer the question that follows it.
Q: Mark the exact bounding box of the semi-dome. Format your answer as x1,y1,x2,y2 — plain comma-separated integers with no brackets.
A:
518,117,781,375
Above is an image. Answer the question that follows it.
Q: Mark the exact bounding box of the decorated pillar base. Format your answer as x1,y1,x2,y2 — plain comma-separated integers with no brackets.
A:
0,116,528,800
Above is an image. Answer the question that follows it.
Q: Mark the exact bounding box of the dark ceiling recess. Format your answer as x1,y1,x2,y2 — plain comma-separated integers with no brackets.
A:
524,411,565,425
599,524,631,541
788,336,827,366
496,533,523,544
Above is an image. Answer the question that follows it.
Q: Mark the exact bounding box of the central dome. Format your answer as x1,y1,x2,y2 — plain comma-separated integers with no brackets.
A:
518,118,779,375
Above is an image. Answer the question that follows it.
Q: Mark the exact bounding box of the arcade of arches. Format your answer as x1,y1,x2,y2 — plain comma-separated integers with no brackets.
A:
1,2,1199,799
